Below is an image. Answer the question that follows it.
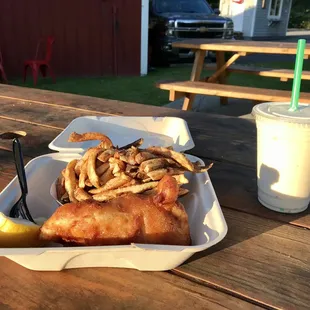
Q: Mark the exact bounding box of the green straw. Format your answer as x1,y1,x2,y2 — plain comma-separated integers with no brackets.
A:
289,39,306,111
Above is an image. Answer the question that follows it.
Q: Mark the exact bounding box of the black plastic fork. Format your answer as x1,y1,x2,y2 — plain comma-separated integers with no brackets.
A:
9,138,35,223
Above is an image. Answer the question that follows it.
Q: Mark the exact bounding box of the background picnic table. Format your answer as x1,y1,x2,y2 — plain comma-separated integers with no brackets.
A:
0,85,309,310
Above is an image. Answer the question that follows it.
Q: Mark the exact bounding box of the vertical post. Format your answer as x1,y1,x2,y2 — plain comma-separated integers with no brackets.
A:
140,0,149,76
216,51,228,105
182,50,205,111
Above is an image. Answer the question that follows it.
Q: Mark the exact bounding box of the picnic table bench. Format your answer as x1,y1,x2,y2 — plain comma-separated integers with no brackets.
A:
0,85,310,309
157,39,310,110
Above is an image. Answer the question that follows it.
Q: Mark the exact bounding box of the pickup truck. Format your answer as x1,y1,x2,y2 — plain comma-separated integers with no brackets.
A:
149,0,234,66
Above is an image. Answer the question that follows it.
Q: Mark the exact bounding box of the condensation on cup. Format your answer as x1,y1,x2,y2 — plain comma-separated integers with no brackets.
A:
252,102,310,213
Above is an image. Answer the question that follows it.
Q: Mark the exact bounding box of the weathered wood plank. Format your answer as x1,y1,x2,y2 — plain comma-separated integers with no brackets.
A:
206,63,310,81
0,119,61,157
172,39,310,56
175,208,310,310
0,258,261,310
157,80,310,103
209,161,310,229
0,96,257,168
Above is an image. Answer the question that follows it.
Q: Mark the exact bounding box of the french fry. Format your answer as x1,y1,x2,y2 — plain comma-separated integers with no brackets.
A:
193,161,214,173
109,158,126,175
68,132,113,149
64,159,78,203
147,169,167,181
96,140,113,150
89,173,131,194
93,181,159,202
172,174,189,185
118,138,144,150
139,158,170,173
99,168,114,185
125,164,138,173
75,147,98,176
119,147,139,165
178,187,189,197
56,174,66,201
85,179,93,187
79,160,88,188
87,149,103,188
167,167,187,175
135,152,157,164
147,146,195,171
74,160,83,175
121,179,140,188
59,131,213,206
96,162,109,176
97,149,116,162
74,188,92,202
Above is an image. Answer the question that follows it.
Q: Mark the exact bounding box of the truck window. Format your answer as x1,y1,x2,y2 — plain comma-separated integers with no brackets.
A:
155,0,213,14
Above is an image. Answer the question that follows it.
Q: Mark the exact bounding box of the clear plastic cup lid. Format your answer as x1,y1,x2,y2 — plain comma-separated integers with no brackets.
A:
252,102,310,124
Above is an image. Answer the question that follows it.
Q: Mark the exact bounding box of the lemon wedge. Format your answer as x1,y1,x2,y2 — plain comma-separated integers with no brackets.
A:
0,212,44,248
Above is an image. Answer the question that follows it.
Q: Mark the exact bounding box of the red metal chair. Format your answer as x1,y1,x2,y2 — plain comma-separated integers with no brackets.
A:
0,48,8,83
24,36,56,86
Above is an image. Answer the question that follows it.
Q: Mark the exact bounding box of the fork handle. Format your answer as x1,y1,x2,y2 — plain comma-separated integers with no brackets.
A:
13,138,28,195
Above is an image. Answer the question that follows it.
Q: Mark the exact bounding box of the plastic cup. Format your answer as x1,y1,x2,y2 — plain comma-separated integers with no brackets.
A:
252,102,310,213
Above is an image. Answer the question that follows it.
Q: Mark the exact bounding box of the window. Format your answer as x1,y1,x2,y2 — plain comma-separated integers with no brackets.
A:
268,0,284,20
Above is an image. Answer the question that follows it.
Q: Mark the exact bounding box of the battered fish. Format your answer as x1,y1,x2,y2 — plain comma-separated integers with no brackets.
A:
40,176,191,246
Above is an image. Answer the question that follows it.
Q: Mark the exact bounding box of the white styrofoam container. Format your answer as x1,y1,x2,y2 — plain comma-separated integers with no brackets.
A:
0,153,227,271
48,116,195,154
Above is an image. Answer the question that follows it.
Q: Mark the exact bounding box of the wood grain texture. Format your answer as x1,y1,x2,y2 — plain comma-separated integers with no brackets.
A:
0,118,60,157
175,208,310,310
172,39,310,55
0,258,262,310
209,161,310,228
157,80,310,103
206,63,310,80
0,149,32,189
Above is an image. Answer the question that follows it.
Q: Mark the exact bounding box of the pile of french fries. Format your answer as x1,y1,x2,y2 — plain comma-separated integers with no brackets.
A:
56,132,213,204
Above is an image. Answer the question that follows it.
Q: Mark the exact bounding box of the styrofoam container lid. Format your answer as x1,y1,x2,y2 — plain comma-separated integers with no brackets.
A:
253,102,310,124
49,116,195,154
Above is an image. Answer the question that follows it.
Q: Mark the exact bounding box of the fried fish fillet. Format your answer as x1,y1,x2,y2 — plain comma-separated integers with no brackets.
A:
40,176,191,246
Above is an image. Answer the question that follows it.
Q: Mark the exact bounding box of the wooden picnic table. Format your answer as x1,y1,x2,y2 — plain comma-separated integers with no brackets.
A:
158,39,310,110
0,84,310,309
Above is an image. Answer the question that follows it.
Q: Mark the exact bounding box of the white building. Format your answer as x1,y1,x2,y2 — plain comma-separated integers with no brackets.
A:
220,0,293,39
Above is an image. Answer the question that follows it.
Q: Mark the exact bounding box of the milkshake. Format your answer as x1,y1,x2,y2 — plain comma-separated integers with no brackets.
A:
252,102,310,213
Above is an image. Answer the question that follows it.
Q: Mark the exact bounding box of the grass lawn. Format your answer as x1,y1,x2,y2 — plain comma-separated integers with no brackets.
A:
12,61,310,106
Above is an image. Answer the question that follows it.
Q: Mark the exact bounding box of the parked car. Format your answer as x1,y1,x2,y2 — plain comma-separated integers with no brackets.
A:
148,0,234,66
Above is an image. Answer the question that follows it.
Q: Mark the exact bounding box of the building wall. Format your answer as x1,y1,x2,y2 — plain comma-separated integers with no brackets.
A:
220,0,256,36
242,0,256,37
220,0,292,38
0,0,141,78
253,0,292,37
